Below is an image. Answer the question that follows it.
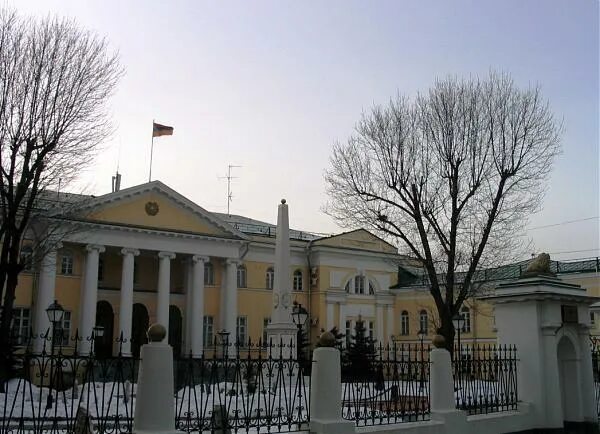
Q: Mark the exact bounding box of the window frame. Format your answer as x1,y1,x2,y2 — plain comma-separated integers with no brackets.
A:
266,267,274,290
204,262,214,286
20,246,33,272
60,251,74,275
292,269,303,291
419,310,428,335
11,307,30,345
237,264,247,288
461,307,471,333
236,316,248,346
203,315,214,347
400,311,410,336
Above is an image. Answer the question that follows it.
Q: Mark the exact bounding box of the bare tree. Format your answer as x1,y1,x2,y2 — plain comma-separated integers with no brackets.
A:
0,9,122,369
325,73,561,349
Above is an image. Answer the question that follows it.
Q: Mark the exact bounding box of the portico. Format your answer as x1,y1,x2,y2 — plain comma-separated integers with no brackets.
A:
31,182,247,356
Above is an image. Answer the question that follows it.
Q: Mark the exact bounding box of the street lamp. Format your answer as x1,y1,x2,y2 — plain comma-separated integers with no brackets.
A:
45,300,64,409
93,325,105,355
217,330,230,358
417,327,426,392
452,313,465,355
292,303,309,362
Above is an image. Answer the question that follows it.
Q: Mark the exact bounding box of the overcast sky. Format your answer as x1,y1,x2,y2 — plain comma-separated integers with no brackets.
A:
9,0,600,261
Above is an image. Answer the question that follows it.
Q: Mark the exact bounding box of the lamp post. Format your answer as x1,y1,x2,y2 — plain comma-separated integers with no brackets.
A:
45,300,64,410
93,325,105,355
452,313,465,351
217,330,230,358
417,327,426,392
292,303,309,363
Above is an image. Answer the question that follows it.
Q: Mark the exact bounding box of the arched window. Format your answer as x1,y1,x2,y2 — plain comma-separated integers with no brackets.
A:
354,275,365,294
266,267,274,290
401,311,410,336
204,262,214,285
461,307,471,333
20,246,33,271
60,251,73,275
368,280,375,295
293,270,303,291
237,265,247,288
419,310,428,335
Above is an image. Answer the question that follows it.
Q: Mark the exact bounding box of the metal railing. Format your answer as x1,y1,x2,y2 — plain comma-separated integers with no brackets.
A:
452,344,518,415
590,337,600,419
341,343,430,426
0,334,310,434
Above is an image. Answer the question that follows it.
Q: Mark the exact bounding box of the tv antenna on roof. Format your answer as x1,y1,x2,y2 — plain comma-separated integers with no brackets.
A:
219,164,241,216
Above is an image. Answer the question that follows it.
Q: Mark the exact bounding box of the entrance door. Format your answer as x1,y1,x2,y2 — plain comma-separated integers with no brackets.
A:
169,305,183,357
131,303,149,358
95,301,114,358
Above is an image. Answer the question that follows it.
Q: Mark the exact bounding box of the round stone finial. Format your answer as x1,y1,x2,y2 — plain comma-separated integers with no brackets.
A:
281,199,286,204
432,334,446,348
318,331,336,347
147,323,166,342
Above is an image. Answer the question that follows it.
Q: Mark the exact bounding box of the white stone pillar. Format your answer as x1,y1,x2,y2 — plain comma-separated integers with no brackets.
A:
223,259,238,337
79,244,105,354
326,302,334,331
376,304,384,343
119,248,139,356
156,251,175,342
310,347,355,434
430,344,468,430
33,243,61,353
191,255,208,356
133,325,178,434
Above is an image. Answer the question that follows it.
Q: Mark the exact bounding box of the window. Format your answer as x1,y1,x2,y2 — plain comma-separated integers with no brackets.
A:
262,317,271,345
401,311,410,336
293,270,303,291
419,310,428,335
368,321,375,340
345,320,352,347
344,280,352,293
368,280,375,295
20,246,33,272
354,276,365,294
11,308,30,345
237,265,247,288
203,316,214,347
61,251,73,275
59,311,72,346
266,267,274,290
204,262,214,285
591,312,596,328
461,307,471,333
98,257,104,282
236,316,248,345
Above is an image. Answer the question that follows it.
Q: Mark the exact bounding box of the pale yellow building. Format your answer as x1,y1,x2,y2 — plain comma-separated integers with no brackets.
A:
10,180,600,357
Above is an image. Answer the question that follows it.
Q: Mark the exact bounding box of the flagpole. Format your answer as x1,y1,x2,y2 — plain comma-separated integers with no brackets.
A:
149,119,154,182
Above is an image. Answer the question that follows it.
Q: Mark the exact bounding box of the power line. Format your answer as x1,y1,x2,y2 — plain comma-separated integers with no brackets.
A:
527,216,599,231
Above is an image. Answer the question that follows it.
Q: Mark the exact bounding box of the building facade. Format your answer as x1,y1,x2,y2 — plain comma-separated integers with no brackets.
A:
10,180,600,357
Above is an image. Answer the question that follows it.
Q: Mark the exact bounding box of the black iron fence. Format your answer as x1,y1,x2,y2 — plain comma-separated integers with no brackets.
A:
590,337,600,419
341,342,430,426
452,344,518,415
0,334,310,434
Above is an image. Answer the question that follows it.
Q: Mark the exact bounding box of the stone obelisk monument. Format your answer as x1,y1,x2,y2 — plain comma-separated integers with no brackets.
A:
266,199,298,358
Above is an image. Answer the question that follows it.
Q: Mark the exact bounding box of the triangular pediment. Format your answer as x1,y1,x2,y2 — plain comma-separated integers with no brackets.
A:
78,181,244,239
314,229,397,253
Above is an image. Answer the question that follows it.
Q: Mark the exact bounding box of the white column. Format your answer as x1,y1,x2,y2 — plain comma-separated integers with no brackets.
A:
191,255,208,356
183,259,193,355
119,248,139,356
224,259,238,337
156,251,176,341
376,304,384,343
387,305,394,341
338,303,346,335
79,244,105,354
33,243,61,353
326,302,334,331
